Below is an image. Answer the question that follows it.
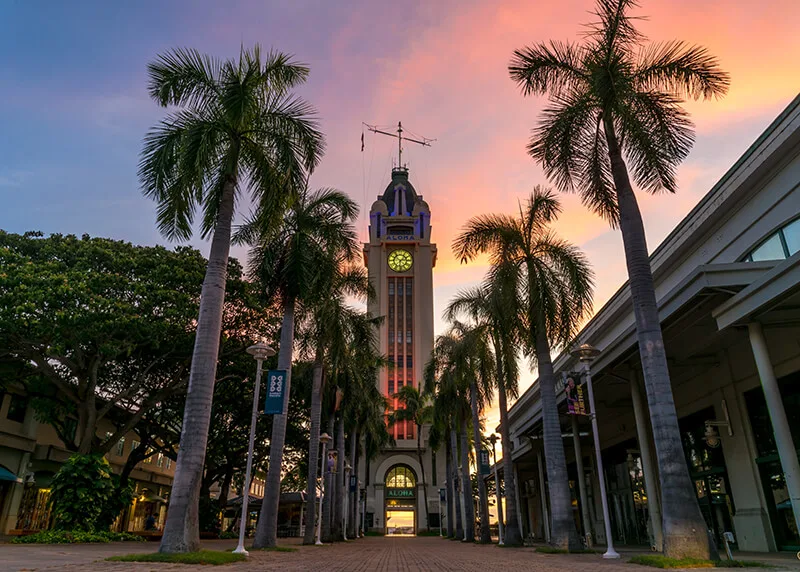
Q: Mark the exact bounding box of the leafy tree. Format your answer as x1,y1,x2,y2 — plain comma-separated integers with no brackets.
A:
240,187,359,549
0,231,204,454
508,0,728,558
140,45,324,553
49,454,133,532
454,189,594,550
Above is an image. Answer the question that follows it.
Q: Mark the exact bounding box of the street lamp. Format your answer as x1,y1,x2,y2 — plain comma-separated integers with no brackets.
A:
489,434,504,546
316,432,332,545
233,341,276,556
571,343,619,559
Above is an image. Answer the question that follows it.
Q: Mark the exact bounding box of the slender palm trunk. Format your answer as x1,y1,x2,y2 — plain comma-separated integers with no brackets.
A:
334,416,345,540
252,300,295,548
535,326,578,550
417,423,430,532
450,429,464,539
496,358,522,546
160,179,235,554
470,381,491,543
348,431,358,538
303,349,324,544
459,418,475,542
445,436,455,538
322,414,335,541
603,116,716,560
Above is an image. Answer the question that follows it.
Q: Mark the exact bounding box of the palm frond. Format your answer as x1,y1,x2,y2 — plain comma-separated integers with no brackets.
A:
635,41,730,100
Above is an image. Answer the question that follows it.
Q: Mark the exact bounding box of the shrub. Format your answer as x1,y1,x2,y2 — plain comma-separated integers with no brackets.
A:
628,555,770,569
12,530,145,544
49,453,133,532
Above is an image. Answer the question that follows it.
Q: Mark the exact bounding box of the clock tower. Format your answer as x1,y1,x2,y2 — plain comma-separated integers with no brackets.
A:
362,166,443,534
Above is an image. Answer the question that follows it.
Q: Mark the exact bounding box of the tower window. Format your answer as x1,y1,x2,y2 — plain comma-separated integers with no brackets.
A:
406,355,412,368
406,331,412,344
388,281,394,295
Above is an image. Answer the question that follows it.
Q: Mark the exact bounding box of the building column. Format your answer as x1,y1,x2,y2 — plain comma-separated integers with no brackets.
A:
747,322,800,537
571,415,593,545
537,450,550,543
513,463,524,539
630,371,663,551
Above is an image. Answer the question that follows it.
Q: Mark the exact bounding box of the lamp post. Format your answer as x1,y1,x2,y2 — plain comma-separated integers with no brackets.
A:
316,432,331,545
233,341,276,556
572,343,619,559
489,434,504,546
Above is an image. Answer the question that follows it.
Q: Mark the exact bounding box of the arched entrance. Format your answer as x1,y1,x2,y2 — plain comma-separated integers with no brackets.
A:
385,464,416,536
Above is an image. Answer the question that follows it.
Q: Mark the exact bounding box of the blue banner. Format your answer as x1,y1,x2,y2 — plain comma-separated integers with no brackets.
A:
479,449,491,476
264,370,287,414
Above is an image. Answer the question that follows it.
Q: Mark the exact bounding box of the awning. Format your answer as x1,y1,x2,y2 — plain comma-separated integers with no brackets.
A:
0,467,22,483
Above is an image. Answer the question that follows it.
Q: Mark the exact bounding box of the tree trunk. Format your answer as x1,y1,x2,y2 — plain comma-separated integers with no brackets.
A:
445,434,455,538
347,431,358,538
459,418,475,542
252,300,296,548
417,423,430,532
496,359,522,546
470,381,492,543
333,415,345,540
159,179,236,554
450,429,463,540
303,348,324,544
322,413,335,541
535,326,579,550
603,115,716,560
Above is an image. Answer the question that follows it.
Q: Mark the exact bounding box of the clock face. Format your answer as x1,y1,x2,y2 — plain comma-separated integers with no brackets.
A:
388,249,413,272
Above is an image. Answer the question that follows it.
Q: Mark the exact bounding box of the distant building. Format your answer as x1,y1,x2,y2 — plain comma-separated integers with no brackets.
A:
0,386,175,535
500,95,800,552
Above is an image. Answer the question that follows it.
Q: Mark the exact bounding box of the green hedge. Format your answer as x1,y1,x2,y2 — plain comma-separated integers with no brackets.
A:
12,530,146,544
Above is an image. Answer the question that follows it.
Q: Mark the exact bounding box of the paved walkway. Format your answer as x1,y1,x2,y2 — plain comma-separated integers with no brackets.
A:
2,536,799,571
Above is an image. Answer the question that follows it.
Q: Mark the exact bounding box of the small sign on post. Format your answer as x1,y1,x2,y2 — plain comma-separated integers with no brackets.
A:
479,449,491,476
439,488,446,502
264,370,287,414
350,475,357,492
563,372,587,416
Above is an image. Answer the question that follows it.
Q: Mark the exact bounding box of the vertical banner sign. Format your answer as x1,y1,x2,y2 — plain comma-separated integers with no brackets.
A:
439,488,446,502
350,475,357,492
264,370,287,414
563,372,587,416
479,449,491,476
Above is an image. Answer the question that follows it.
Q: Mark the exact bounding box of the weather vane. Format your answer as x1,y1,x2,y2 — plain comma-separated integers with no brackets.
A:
362,121,435,168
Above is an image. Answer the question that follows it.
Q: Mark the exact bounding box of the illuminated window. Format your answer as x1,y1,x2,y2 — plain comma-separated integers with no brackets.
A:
385,465,416,488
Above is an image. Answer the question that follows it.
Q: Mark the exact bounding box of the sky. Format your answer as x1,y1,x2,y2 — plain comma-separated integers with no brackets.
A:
2,0,799,432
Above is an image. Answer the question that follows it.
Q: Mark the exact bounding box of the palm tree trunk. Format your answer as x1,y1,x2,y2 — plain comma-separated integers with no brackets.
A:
417,423,430,532
535,326,579,550
603,116,716,560
303,349,324,544
348,431,358,538
252,299,295,548
496,361,522,546
334,416,345,540
470,381,492,543
159,179,235,554
445,436,455,538
450,428,464,540
322,413,335,541
459,418,475,542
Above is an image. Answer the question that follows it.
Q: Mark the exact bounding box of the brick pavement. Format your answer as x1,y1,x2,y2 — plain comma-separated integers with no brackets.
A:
3,536,798,571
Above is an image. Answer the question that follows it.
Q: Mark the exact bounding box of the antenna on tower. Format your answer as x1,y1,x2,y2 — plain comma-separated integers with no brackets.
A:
362,121,435,169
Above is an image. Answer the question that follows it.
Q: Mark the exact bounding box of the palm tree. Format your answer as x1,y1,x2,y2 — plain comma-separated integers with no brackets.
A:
390,384,434,532
140,45,323,553
446,265,524,545
454,189,594,550
240,187,359,549
508,0,729,558
299,265,373,544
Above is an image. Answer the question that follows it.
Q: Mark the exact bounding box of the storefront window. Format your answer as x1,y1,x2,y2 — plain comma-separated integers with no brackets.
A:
745,371,800,550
